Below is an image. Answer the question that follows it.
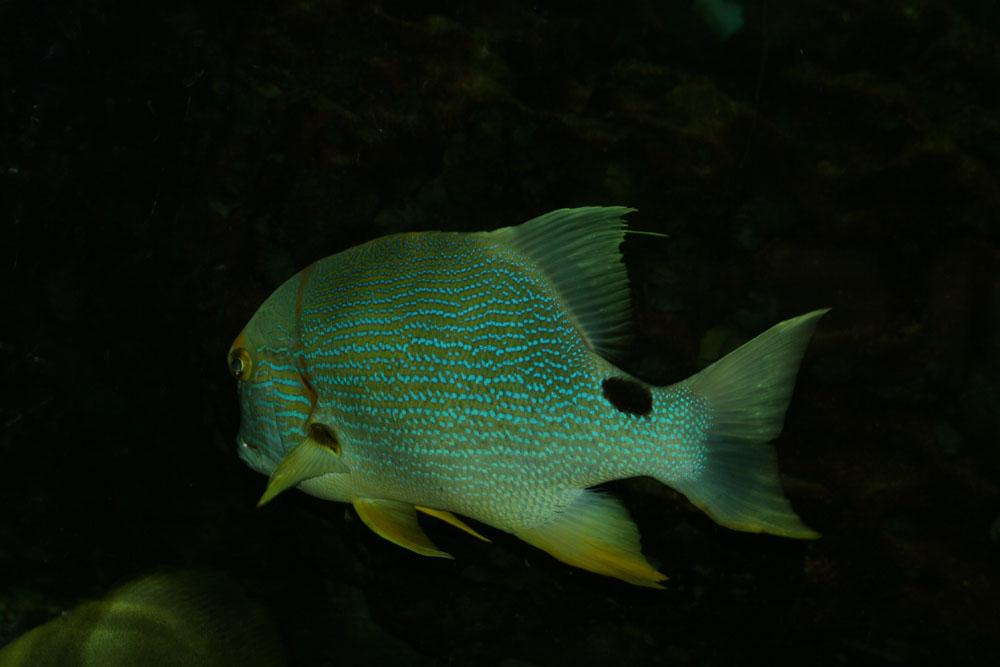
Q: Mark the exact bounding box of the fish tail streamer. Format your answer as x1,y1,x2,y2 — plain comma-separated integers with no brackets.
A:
663,309,829,538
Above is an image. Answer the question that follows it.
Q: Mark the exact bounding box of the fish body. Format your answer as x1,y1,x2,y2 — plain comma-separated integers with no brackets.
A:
229,207,825,587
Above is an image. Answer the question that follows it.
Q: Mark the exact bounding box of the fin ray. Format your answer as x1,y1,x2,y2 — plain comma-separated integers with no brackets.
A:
415,506,492,542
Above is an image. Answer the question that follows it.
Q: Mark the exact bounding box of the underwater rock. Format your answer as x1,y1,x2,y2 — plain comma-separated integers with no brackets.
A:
0,571,286,667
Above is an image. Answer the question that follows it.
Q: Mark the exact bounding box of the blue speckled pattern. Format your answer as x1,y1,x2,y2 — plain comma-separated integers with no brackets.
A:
292,230,706,530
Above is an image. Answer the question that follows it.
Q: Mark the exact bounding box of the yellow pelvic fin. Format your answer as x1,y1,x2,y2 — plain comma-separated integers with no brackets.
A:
353,498,453,559
415,506,492,543
514,490,667,589
257,429,349,507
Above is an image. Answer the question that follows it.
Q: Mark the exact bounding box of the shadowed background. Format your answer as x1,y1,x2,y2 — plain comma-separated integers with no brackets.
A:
2,0,998,664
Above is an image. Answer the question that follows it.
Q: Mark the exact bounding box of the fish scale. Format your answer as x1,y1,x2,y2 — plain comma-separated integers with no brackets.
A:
230,206,827,587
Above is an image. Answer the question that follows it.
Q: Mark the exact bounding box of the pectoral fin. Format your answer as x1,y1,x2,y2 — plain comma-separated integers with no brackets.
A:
353,499,453,559
257,426,348,507
415,506,492,543
514,489,667,589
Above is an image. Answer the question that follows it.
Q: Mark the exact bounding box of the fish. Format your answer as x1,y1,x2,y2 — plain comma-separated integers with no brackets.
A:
228,206,826,588
0,571,286,666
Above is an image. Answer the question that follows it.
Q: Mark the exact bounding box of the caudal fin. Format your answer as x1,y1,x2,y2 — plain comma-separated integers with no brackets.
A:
667,309,828,539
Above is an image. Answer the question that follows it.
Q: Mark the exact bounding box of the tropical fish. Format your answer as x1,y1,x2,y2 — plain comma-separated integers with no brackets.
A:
0,571,286,666
228,207,825,588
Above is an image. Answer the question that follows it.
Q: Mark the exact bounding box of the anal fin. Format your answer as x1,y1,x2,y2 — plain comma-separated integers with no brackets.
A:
353,499,452,559
514,490,667,588
415,506,492,543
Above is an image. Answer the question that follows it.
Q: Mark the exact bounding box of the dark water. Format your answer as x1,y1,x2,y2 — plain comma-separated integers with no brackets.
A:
2,0,998,664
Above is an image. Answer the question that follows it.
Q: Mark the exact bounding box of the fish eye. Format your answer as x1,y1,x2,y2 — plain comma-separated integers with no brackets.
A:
229,348,252,380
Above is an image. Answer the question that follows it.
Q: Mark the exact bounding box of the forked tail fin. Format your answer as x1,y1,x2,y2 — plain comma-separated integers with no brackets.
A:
666,309,829,538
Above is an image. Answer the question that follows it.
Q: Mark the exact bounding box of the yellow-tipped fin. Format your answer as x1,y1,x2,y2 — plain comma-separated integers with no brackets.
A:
257,427,349,507
354,498,453,558
415,506,492,543
515,490,667,589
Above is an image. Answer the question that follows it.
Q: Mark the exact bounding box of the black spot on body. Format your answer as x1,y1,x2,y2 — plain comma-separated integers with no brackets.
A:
601,377,653,416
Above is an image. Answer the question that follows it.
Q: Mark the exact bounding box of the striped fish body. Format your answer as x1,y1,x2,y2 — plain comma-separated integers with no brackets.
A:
229,207,826,587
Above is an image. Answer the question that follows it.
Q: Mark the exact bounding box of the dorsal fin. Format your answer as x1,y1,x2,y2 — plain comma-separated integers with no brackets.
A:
485,206,636,361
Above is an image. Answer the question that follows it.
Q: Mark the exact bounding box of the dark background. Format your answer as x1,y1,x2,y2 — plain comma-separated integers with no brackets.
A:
2,0,998,664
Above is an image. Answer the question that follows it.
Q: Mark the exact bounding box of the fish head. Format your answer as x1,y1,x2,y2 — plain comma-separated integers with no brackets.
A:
227,277,313,478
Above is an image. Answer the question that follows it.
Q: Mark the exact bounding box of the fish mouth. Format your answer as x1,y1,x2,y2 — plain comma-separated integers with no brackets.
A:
236,436,269,475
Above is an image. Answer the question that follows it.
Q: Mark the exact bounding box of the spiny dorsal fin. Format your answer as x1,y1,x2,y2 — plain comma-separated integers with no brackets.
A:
485,206,636,361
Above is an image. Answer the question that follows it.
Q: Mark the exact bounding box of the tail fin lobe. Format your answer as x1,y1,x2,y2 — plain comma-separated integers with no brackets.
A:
668,309,828,538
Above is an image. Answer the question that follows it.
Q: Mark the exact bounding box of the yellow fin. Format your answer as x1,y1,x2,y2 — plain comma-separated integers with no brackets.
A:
257,427,349,507
514,490,667,589
353,499,453,559
415,506,492,543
